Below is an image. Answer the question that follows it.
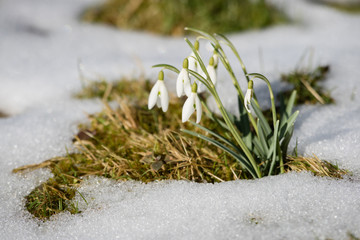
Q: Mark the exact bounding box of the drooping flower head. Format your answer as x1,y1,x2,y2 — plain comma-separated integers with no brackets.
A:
187,39,200,73
176,58,191,97
206,56,217,86
244,80,253,113
148,70,169,112
182,82,202,123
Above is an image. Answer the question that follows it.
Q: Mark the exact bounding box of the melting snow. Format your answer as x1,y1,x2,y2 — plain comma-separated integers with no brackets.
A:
0,0,360,239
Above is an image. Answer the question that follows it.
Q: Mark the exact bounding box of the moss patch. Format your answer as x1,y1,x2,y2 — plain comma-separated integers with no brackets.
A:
14,78,347,220
81,0,287,36
281,65,334,105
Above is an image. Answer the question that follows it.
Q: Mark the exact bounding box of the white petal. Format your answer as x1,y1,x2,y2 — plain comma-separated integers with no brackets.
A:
182,93,195,122
156,97,161,108
195,94,202,123
207,65,217,86
188,53,197,72
176,69,185,97
244,89,252,113
148,81,160,110
197,81,205,93
213,54,219,67
198,66,206,79
184,77,192,97
159,81,169,112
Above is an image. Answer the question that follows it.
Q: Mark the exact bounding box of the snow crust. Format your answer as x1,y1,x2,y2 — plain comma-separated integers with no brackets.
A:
0,0,360,239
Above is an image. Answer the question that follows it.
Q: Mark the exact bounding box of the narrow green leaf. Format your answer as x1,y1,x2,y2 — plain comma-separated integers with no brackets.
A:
286,90,297,118
257,118,269,154
184,38,210,81
181,129,257,178
279,110,299,141
253,137,265,158
189,121,241,153
280,126,294,159
251,101,271,136
152,64,180,74
268,120,279,176
184,27,218,45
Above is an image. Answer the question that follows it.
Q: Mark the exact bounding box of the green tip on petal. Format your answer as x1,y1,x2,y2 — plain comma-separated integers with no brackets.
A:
158,70,164,81
191,82,198,92
209,57,214,66
183,58,189,69
194,40,199,51
248,80,253,89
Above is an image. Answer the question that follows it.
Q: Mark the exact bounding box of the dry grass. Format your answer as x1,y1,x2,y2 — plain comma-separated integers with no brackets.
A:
281,65,334,105
81,0,287,36
286,155,348,179
13,79,347,220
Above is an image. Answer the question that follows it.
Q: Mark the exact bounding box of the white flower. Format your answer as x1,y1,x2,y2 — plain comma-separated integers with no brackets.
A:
244,80,254,113
182,83,202,123
148,71,169,112
187,39,200,73
176,59,191,97
206,56,217,86
188,52,197,73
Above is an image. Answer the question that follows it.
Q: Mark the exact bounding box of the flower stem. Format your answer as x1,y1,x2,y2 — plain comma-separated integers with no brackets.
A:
212,91,262,178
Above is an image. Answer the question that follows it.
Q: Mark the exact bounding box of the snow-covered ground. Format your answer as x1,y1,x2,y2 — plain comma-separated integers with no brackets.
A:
1,0,360,239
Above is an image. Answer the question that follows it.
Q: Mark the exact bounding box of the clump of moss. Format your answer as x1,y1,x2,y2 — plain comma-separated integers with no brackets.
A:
81,0,287,36
325,2,360,14
74,78,151,103
281,65,334,105
14,78,347,220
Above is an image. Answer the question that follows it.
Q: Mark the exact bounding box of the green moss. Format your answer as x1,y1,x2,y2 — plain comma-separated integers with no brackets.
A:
327,2,360,14
81,0,287,36
281,65,334,105
15,78,346,220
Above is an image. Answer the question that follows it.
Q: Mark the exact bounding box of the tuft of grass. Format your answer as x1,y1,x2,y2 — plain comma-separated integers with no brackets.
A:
74,78,152,103
286,155,348,179
326,2,360,14
14,78,347,220
281,65,334,105
81,0,287,36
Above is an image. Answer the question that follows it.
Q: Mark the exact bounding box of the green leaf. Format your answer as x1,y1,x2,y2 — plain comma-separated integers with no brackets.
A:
256,118,269,154
184,38,209,81
188,121,241,153
251,101,271,136
279,110,299,141
253,137,265,158
188,69,211,91
268,120,280,176
215,33,250,82
236,95,252,149
181,129,257,178
280,127,294,159
152,64,180,74
202,101,229,131
184,27,218,45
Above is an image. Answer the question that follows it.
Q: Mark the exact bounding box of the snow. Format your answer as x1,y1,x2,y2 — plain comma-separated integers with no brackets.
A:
0,0,360,239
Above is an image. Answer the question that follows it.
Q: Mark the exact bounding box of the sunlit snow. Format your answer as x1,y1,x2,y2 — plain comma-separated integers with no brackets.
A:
0,0,360,239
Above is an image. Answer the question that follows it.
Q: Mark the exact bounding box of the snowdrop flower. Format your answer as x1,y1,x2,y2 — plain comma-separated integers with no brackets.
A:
148,71,169,112
244,80,253,113
182,83,202,123
176,58,191,97
187,40,199,72
212,52,219,69
206,56,217,86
